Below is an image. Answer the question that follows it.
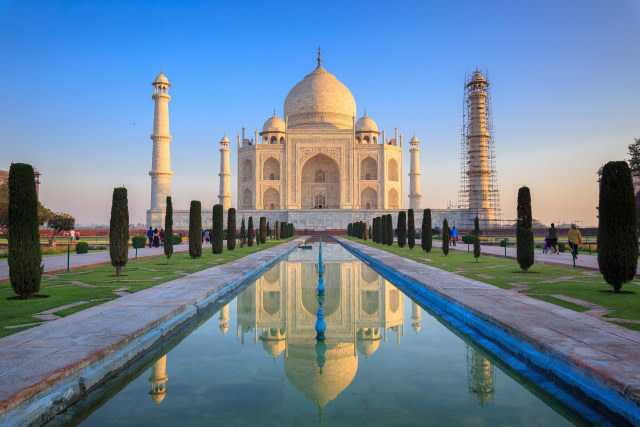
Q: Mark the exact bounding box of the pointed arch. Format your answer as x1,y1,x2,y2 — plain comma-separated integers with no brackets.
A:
360,187,378,209
263,187,280,210
263,157,280,180
388,188,398,209
388,158,398,181
360,157,377,180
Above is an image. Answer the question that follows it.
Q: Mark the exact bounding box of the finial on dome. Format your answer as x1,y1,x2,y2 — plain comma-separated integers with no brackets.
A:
160,67,163,74
364,108,367,117
317,46,322,66
274,108,276,116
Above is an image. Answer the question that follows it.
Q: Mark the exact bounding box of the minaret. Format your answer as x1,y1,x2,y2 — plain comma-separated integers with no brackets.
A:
148,354,168,407
148,69,173,227
467,70,491,212
411,301,422,333
218,135,231,210
219,304,230,334
408,135,422,210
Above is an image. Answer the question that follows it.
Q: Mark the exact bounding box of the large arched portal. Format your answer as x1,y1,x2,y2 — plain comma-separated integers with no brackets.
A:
301,153,340,209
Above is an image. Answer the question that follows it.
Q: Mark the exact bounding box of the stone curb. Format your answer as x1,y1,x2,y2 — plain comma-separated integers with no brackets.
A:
337,237,640,425
0,239,303,426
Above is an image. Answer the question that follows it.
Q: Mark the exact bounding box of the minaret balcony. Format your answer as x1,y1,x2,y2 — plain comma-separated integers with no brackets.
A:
150,134,173,141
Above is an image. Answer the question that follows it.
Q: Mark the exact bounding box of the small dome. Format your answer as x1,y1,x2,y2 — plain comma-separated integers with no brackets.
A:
470,70,485,83
355,113,378,133
261,339,285,358
356,340,380,357
410,135,420,144
262,113,286,133
220,135,230,143
153,69,170,86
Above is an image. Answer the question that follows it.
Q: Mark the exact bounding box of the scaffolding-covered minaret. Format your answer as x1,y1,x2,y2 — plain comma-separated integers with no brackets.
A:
458,69,501,223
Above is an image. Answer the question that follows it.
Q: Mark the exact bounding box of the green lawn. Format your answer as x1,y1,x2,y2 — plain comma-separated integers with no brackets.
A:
0,238,294,337
345,238,640,330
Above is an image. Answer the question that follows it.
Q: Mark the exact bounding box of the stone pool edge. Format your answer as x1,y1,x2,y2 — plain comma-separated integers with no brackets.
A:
0,238,304,427
336,237,640,425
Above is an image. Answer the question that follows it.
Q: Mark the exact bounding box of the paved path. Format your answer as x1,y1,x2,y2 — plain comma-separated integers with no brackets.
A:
0,243,209,281
432,240,640,272
338,238,640,424
0,238,302,425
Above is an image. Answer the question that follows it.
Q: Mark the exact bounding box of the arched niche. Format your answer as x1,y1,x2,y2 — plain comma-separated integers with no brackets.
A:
262,291,280,315
263,157,280,180
388,158,398,181
301,153,340,209
263,187,280,210
360,157,377,180
362,290,379,315
388,189,398,209
242,188,252,209
361,187,378,209
242,159,253,182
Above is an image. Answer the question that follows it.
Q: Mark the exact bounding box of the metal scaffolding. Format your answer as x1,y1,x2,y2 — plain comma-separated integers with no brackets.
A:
457,69,501,219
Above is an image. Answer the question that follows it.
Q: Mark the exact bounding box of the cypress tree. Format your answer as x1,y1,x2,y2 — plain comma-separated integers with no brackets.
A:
189,201,202,258
267,221,271,240
347,223,352,236
386,214,393,246
422,209,432,253
408,209,415,249
227,208,236,251
240,218,246,247
274,221,280,240
397,211,407,248
248,217,254,246
372,218,377,243
164,196,174,264
376,217,381,243
473,216,481,262
369,225,372,240
8,163,42,298
442,218,450,256
109,187,129,276
280,221,286,238
256,227,260,245
598,161,638,292
516,186,534,272
289,223,294,238
210,204,223,254
381,215,387,244
363,223,368,241
259,217,267,244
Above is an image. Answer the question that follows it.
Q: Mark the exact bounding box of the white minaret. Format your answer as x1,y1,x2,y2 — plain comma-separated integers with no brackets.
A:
218,135,231,210
467,70,491,212
147,69,173,227
219,304,230,334
148,355,168,407
411,301,422,333
408,135,422,210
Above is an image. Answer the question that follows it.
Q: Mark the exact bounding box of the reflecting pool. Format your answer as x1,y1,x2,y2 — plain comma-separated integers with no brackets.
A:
59,240,594,426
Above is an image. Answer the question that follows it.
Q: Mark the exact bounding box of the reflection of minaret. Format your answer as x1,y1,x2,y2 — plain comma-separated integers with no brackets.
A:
148,355,168,407
219,304,229,334
411,301,422,333
467,346,495,405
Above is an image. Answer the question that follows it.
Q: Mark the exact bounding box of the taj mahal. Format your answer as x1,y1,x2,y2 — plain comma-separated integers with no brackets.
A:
146,49,497,230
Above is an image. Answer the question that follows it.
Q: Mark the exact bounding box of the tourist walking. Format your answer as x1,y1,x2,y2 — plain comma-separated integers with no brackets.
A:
451,226,458,246
75,230,80,241
548,223,558,254
153,228,160,248
147,227,154,248
69,229,75,243
159,229,165,247
567,224,583,258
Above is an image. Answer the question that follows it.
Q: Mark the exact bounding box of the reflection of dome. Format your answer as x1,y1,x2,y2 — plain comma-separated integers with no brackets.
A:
262,113,286,132
355,113,378,133
283,55,356,130
284,342,358,408
356,340,380,357
261,338,285,358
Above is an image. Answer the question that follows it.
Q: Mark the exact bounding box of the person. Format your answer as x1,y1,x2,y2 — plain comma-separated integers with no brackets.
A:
69,229,76,243
548,223,558,254
451,226,458,246
543,234,550,254
147,227,154,248
153,228,160,248
205,230,210,243
159,229,165,247
75,230,80,241
567,224,583,259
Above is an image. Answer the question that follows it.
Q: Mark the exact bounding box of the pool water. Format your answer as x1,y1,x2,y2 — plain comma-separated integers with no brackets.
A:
59,240,594,426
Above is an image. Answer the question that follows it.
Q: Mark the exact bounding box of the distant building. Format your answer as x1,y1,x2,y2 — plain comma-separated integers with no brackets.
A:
0,168,41,198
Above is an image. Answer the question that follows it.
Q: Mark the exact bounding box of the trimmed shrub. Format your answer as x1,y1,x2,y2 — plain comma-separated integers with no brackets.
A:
516,186,534,272
386,214,393,246
132,235,147,249
164,196,174,263
499,239,508,247
397,211,407,248
259,217,267,244
279,221,285,238
288,223,294,238
248,217,254,246
347,223,352,236
442,218,450,256
110,187,129,276
381,215,387,244
172,234,183,245
558,242,566,252
473,216,481,261
422,209,432,253
227,208,236,250
240,218,246,247
75,241,89,254
461,234,475,244
211,204,223,254
363,222,368,241
408,209,415,249
274,221,280,240
189,200,202,258
369,225,372,240
598,161,638,292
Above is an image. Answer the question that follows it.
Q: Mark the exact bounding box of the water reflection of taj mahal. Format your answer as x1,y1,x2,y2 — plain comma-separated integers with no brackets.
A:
147,243,495,411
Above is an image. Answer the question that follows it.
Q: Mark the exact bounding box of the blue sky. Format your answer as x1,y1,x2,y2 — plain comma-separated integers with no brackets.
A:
1,0,638,226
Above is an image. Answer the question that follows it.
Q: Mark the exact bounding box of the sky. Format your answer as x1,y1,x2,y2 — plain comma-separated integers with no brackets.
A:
1,0,638,227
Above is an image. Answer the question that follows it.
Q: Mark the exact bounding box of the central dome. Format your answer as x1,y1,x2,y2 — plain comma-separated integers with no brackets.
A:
283,57,356,130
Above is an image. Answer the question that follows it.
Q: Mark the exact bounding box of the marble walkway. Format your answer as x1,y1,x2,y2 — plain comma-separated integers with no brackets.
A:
0,239,302,426
338,237,640,424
